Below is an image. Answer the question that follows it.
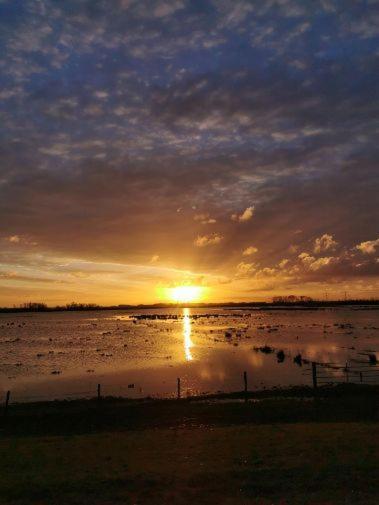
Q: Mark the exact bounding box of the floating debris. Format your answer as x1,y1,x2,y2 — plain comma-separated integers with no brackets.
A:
293,354,303,366
368,354,377,364
254,345,274,354
276,350,285,363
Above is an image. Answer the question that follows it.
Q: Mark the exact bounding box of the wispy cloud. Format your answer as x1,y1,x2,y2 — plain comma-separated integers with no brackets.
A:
356,238,379,254
314,234,337,254
194,234,223,247
242,246,258,256
194,213,217,225
231,206,255,222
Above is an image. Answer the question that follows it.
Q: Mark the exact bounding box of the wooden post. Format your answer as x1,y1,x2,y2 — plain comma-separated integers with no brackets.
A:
311,362,317,389
360,372,363,383
243,371,248,402
345,362,349,383
97,383,101,401
177,377,181,399
4,391,10,417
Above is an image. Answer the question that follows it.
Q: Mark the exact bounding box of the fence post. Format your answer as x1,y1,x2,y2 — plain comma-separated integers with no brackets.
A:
243,371,248,402
97,383,101,402
3,390,10,417
312,362,317,389
177,378,181,399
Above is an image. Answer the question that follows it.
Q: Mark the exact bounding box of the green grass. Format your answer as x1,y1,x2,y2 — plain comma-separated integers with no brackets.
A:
0,423,378,504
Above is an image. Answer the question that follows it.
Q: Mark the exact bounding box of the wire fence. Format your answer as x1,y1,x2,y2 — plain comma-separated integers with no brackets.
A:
302,360,379,386
2,358,379,416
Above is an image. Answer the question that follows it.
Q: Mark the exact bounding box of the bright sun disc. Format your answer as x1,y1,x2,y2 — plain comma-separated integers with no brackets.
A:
169,286,203,303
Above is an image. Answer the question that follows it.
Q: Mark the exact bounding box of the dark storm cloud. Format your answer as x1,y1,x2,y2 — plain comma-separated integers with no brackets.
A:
0,0,378,300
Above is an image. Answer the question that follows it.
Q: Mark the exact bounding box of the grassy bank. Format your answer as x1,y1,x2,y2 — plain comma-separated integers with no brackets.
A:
1,423,378,504
1,384,378,437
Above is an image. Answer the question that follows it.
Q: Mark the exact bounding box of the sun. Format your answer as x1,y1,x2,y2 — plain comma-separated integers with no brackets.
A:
169,285,203,303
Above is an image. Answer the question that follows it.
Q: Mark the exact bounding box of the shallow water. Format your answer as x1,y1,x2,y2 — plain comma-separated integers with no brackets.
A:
0,307,378,401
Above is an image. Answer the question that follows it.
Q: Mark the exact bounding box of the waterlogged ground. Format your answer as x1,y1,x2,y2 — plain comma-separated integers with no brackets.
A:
0,307,378,401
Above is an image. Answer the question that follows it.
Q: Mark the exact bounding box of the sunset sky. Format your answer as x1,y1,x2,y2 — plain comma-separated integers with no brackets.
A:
0,0,378,305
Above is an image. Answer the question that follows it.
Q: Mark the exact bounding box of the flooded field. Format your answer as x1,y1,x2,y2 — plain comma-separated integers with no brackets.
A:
0,307,378,401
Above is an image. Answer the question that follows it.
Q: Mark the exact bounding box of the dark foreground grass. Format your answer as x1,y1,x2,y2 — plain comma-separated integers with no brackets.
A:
0,423,378,505
0,385,378,504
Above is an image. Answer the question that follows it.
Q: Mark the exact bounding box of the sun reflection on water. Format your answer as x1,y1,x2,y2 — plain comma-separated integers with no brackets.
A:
183,308,194,361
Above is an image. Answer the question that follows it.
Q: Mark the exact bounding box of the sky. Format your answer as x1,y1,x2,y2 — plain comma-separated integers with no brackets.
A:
0,0,378,306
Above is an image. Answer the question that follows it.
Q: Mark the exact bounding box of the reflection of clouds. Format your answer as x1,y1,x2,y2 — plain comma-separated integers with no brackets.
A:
301,344,340,359
199,367,226,381
321,366,346,380
297,344,352,368
248,352,264,368
200,368,211,380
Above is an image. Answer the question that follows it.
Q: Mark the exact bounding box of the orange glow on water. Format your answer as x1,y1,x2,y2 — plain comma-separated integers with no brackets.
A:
183,308,193,361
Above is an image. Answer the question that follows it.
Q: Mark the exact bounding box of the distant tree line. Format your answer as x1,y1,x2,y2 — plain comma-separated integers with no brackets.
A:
0,302,101,313
272,295,313,303
20,302,48,311
0,298,378,313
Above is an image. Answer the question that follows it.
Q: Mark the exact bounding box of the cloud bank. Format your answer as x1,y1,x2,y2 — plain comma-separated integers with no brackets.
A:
0,0,378,303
